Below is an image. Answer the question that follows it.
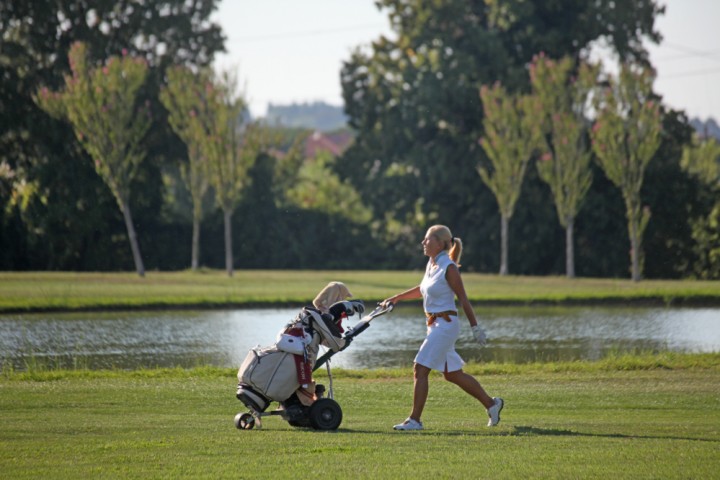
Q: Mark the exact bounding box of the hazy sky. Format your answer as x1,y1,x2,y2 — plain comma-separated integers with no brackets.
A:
213,0,720,121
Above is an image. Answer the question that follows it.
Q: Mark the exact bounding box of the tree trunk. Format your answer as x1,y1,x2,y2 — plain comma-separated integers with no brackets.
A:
500,214,509,276
223,208,233,277
629,218,641,282
191,213,200,271
566,218,575,278
120,200,145,277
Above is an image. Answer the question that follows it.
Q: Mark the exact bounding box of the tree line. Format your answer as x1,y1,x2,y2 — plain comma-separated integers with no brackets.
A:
338,0,719,280
1,0,718,279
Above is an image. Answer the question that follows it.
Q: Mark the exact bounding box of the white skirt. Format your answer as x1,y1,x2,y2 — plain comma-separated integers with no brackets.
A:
414,315,465,372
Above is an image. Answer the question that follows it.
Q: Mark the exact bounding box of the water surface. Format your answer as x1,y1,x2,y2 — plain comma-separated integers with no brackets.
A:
1,306,718,371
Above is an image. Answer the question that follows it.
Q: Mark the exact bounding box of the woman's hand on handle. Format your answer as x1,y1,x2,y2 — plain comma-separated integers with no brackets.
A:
381,286,422,309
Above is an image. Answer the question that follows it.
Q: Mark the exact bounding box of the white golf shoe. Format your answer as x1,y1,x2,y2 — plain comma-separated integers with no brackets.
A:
487,397,504,426
393,417,423,431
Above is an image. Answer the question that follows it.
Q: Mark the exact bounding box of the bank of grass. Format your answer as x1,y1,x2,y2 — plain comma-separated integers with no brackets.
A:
4,351,719,382
1,270,719,312
1,355,719,479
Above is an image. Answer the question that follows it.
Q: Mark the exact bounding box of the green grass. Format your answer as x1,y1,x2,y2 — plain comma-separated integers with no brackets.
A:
2,358,719,479
3,271,718,477
1,270,719,312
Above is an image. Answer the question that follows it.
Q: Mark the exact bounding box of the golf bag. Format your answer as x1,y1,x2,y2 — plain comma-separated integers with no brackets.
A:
236,301,363,412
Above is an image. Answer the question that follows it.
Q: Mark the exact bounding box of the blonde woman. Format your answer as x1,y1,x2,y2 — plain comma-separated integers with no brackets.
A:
382,225,503,430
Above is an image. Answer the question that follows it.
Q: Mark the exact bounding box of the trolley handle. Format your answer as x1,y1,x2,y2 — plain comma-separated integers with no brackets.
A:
313,303,394,372
343,302,394,341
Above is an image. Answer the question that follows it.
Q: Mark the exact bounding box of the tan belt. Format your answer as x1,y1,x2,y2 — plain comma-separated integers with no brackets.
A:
425,310,458,326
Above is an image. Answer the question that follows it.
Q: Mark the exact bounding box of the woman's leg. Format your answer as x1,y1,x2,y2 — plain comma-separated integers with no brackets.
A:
443,369,494,409
409,363,431,421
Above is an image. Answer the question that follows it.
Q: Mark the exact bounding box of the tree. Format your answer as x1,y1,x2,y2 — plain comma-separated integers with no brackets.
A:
682,135,720,185
590,64,662,281
284,151,373,224
478,83,543,275
35,42,151,276
195,71,267,277
530,54,599,278
681,135,720,279
206,72,245,277
160,66,213,270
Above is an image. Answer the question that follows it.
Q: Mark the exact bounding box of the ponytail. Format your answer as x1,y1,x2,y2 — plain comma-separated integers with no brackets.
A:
449,237,463,266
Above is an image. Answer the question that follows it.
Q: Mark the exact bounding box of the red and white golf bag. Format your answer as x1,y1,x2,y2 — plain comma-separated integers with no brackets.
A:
236,301,362,411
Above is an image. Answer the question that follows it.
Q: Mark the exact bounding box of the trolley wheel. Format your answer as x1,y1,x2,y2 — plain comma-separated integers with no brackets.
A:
308,398,343,430
288,418,310,428
234,413,255,430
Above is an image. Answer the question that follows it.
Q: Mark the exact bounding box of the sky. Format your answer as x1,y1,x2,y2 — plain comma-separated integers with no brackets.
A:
212,0,720,121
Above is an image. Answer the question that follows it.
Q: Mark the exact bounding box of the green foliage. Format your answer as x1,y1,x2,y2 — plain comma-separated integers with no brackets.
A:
285,152,372,223
689,204,720,279
0,0,224,271
205,76,246,209
0,162,39,217
340,0,666,274
590,64,663,281
680,135,720,279
177,69,254,276
478,83,542,219
160,66,215,269
528,54,600,277
478,82,543,274
5,0,714,280
531,55,598,228
35,43,151,209
682,135,720,186
34,42,151,276
160,66,212,206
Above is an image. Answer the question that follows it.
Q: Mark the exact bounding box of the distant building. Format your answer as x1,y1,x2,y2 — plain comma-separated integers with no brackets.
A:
690,117,720,141
304,130,354,158
265,101,348,131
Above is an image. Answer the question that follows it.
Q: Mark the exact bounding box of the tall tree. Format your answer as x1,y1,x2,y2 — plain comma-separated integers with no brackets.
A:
478,83,542,275
681,135,720,279
590,64,662,282
35,42,151,276
530,54,599,278
197,71,256,277
160,66,213,270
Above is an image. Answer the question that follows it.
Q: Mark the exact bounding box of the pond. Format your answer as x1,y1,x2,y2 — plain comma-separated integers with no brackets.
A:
1,305,718,371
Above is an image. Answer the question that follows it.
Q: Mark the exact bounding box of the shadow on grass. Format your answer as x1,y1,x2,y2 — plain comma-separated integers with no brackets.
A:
319,425,718,444
508,425,719,443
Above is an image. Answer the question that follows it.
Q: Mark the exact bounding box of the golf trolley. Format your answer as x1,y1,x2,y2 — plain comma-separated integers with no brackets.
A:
234,302,393,431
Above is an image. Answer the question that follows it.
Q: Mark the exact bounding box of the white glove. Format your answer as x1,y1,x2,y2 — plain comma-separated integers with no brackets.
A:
471,325,487,346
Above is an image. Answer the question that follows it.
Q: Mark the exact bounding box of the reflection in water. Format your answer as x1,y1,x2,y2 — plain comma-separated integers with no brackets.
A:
0,305,718,371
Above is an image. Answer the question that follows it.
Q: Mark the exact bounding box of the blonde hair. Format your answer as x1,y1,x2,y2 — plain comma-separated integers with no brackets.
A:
428,225,463,266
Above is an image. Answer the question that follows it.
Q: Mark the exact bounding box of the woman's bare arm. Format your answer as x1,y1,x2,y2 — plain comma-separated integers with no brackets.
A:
445,264,478,326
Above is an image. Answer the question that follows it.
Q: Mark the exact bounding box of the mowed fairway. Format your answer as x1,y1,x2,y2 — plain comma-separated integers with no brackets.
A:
2,365,719,479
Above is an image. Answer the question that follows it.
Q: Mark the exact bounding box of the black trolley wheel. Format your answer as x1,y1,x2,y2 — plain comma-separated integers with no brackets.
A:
308,398,343,430
234,413,256,430
288,418,311,428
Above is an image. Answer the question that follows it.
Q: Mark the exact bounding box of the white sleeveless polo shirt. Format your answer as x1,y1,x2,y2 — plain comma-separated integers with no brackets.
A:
415,250,465,372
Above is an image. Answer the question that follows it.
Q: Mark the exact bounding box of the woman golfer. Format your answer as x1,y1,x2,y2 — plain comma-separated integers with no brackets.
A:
382,225,503,430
